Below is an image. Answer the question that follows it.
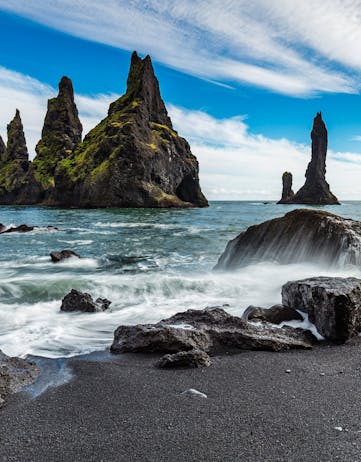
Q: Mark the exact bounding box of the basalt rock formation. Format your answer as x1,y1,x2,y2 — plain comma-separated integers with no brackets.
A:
60,289,111,313
0,110,42,204
33,76,82,191
278,113,339,205
282,277,361,342
278,172,294,203
111,307,315,357
215,209,361,270
53,52,207,207
0,52,207,208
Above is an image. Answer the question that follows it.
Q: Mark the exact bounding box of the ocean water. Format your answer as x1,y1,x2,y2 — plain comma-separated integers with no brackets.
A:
1,201,361,359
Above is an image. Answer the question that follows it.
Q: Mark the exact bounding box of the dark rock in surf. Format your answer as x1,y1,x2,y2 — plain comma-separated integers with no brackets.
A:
215,209,361,270
0,349,39,408
277,172,294,204
111,307,315,355
50,249,80,263
60,289,111,313
243,304,303,324
2,224,34,233
279,113,339,205
0,224,4,233
157,349,211,368
282,277,361,342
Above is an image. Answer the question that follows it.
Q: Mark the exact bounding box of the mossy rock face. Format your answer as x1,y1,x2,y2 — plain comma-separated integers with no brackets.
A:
33,76,82,189
53,52,208,208
0,52,208,208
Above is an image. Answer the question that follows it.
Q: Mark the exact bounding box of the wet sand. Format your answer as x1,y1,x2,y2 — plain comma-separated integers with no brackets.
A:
1,342,361,462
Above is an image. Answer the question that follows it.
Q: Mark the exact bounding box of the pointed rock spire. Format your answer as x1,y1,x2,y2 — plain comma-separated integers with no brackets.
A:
34,76,82,186
109,51,172,128
278,172,294,203
279,112,339,205
6,109,28,162
0,135,6,163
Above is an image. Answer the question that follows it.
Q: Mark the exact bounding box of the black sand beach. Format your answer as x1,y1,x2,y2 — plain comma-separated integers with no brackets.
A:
1,342,361,462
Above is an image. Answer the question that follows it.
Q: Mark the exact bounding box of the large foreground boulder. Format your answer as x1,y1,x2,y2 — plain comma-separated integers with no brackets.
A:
282,277,361,343
215,209,361,270
111,307,315,356
60,289,111,313
0,350,39,408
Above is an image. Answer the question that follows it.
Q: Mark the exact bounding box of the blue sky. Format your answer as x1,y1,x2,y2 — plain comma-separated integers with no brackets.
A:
1,1,361,199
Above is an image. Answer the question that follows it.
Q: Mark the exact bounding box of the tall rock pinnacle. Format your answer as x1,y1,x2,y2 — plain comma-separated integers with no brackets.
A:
277,172,294,204
278,112,339,205
109,51,172,128
34,76,82,188
6,110,28,162
0,135,5,163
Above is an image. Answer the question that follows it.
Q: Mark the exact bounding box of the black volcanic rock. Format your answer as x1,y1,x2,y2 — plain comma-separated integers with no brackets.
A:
53,52,208,208
34,76,82,190
282,277,361,342
111,307,315,355
0,135,5,163
0,349,39,408
157,349,212,368
60,289,111,313
243,304,303,324
215,209,361,270
280,113,339,205
50,249,80,263
277,171,294,204
5,110,28,162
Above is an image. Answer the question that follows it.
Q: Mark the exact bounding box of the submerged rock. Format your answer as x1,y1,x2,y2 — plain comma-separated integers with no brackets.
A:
282,277,361,342
243,305,303,324
111,307,315,355
0,350,39,408
279,113,339,205
215,209,361,270
278,172,294,204
50,249,80,263
157,349,211,368
60,289,111,313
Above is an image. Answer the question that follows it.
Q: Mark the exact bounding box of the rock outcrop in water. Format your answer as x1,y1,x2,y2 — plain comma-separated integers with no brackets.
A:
111,307,315,358
33,76,83,191
282,277,361,343
0,52,207,208
215,209,361,270
50,249,80,263
0,110,42,204
60,289,111,313
278,172,294,204
0,350,39,407
278,113,339,205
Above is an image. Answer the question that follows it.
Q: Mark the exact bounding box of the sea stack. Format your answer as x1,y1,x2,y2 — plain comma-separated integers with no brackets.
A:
33,76,82,190
53,51,208,208
5,110,29,162
278,112,339,205
278,172,294,203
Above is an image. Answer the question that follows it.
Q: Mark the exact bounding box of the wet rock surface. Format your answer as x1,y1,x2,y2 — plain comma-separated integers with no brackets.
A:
282,277,361,342
60,289,111,313
243,304,303,324
50,249,80,263
0,224,58,234
215,209,361,270
0,350,39,408
157,349,211,368
111,307,315,357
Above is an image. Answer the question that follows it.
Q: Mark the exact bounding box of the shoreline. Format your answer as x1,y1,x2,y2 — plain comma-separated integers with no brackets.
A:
2,342,361,461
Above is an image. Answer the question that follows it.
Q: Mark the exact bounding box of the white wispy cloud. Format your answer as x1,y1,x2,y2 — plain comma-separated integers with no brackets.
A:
0,0,359,96
1,65,361,200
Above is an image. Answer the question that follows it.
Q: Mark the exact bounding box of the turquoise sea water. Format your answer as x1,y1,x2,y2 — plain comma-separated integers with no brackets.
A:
1,201,361,358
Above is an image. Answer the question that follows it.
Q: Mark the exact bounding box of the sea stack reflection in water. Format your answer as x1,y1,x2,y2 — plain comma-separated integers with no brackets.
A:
215,209,361,270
